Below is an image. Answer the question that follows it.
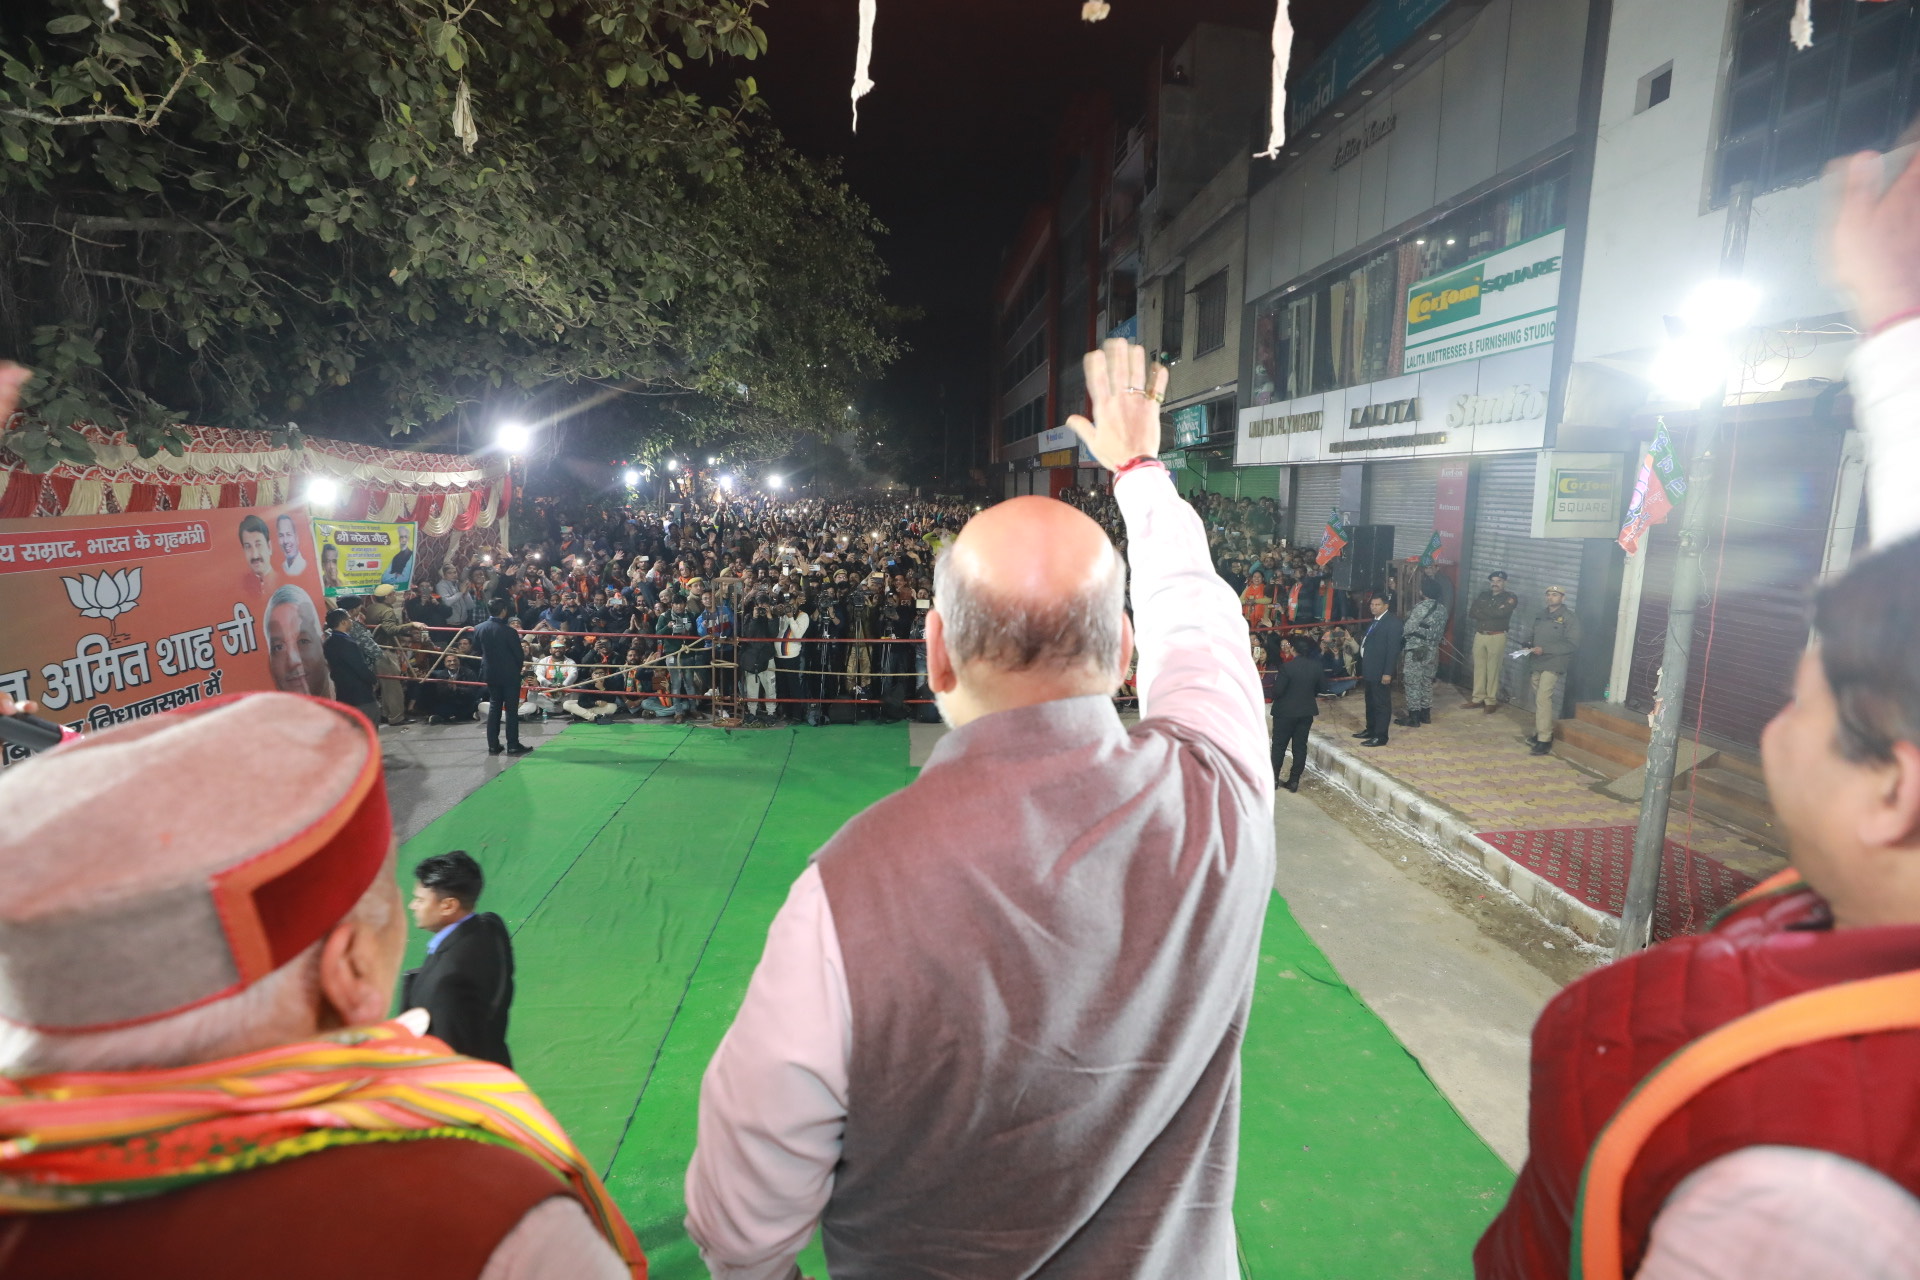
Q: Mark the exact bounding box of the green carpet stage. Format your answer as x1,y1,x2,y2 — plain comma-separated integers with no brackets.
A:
397,722,1512,1278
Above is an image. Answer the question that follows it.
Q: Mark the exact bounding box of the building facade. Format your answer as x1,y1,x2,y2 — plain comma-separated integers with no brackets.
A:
1236,0,1605,709
1564,0,1912,750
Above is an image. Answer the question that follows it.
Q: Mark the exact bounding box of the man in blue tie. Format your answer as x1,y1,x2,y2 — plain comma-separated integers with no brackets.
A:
1356,592,1404,747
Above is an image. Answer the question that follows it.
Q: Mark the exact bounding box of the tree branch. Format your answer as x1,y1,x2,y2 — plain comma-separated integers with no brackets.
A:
0,53,204,131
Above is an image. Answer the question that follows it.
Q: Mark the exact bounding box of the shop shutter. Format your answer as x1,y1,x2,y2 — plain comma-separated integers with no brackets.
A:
1624,418,1841,749
1365,459,1443,559
1234,466,1282,501
1290,464,1343,544
1470,452,1586,709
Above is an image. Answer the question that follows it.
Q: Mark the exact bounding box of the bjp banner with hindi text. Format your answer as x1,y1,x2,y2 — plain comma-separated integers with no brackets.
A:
0,505,335,765
311,519,419,598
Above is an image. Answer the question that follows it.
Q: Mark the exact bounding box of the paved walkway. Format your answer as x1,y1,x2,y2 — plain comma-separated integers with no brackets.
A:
1307,691,1787,886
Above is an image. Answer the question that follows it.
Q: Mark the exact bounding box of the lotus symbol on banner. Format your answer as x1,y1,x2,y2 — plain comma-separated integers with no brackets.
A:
62,568,142,625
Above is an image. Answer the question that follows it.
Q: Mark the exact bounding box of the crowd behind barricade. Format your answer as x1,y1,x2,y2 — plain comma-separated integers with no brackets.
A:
327,493,976,729
329,484,1389,734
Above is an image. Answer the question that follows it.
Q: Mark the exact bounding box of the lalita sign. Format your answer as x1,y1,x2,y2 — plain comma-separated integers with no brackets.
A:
0,504,335,765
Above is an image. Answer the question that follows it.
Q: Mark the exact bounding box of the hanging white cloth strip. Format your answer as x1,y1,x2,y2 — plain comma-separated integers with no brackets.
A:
63,479,105,517
851,0,876,131
1256,0,1295,160
1790,0,1814,47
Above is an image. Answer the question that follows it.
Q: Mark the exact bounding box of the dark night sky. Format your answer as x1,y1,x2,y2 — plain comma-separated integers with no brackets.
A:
738,0,1324,473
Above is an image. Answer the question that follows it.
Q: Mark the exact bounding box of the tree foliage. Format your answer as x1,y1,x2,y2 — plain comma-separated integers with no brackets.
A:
0,0,898,470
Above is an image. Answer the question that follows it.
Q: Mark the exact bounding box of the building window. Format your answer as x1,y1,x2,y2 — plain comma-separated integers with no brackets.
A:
1004,268,1047,331
1194,270,1229,356
1162,265,1186,360
1636,62,1674,113
1716,0,1918,202
1001,394,1047,448
1002,331,1046,392
1248,157,1570,405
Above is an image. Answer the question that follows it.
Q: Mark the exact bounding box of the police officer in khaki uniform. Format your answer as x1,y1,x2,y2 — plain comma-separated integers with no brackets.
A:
1524,586,1581,755
1463,571,1519,712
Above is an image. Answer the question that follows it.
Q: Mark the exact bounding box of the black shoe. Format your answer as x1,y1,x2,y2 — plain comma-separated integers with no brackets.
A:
1283,778,1301,793
1393,715,1415,727
1530,738,1553,756
488,745,504,755
506,744,534,756
1362,737,1388,747
1351,730,1372,738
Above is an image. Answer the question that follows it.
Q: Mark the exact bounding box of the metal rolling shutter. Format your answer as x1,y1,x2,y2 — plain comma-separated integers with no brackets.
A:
1290,464,1342,544
1624,419,1840,749
1470,452,1586,708
1234,466,1282,501
1365,459,1443,559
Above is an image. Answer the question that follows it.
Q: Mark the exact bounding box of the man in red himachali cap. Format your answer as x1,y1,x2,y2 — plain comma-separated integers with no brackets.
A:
0,690,644,1280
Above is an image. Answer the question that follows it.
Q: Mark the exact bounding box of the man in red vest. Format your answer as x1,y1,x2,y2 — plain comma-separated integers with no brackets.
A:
1476,148,1920,1280
0,690,643,1280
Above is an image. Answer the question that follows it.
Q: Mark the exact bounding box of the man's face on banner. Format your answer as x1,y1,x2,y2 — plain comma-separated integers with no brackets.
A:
241,529,271,582
277,517,300,563
267,600,320,694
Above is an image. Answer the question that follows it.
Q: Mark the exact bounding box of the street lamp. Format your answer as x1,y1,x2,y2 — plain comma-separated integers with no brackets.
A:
305,476,340,507
496,420,531,453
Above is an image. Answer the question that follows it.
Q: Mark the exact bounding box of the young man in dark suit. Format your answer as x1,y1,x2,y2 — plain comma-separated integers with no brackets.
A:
403,851,516,1068
1271,634,1327,792
1356,593,1404,747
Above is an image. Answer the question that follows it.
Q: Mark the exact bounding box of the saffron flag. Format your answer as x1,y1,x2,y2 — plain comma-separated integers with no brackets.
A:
1316,508,1348,566
1618,419,1689,555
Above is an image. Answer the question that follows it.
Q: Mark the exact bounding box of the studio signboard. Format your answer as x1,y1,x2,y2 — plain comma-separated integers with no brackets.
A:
1235,345,1552,466
1403,229,1565,374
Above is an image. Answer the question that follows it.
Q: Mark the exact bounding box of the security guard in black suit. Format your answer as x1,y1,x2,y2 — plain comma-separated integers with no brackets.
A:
403,851,516,1068
1271,635,1327,793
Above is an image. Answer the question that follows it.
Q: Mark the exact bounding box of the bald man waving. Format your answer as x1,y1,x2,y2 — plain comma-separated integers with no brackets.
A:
686,340,1276,1280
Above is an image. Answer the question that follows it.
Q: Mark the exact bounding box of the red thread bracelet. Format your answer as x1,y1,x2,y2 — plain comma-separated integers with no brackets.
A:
1113,455,1166,479
1870,306,1920,338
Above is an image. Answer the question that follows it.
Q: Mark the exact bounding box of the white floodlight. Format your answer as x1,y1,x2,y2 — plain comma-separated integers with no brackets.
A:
768,474,785,489
1678,279,1761,337
666,458,679,471
496,420,532,453
623,468,641,486
305,476,340,506
1650,333,1730,402
718,474,735,492
707,455,720,465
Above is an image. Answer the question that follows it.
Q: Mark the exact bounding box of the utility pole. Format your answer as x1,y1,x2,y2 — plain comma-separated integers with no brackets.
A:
1614,181,1754,959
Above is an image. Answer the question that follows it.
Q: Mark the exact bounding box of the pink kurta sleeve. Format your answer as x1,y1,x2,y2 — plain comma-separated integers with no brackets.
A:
685,864,850,1280
1850,317,1920,549
1114,465,1273,794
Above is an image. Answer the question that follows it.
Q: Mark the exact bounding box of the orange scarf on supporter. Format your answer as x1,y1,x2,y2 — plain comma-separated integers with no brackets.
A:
0,1020,644,1277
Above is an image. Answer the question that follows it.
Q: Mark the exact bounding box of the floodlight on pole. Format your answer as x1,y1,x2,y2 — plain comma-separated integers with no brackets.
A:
666,458,679,471
718,474,735,492
622,468,641,486
1677,279,1761,336
496,421,532,453
768,475,785,490
707,455,720,465
305,476,340,507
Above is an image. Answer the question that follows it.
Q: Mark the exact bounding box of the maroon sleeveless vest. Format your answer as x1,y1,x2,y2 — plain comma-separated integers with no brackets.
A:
1475,887,1920,1279
0,1138,575,1279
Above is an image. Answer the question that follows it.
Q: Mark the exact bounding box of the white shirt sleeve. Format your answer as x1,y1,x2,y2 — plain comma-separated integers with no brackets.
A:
685,863,850,1280
479,1196,632,1280
1113,466,1274,793
1848,317,1920,549
1639,1146,1920,1280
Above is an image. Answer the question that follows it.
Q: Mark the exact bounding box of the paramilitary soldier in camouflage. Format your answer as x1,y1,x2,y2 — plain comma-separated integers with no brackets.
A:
1396,577,1449,727
1524,586,1581,755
